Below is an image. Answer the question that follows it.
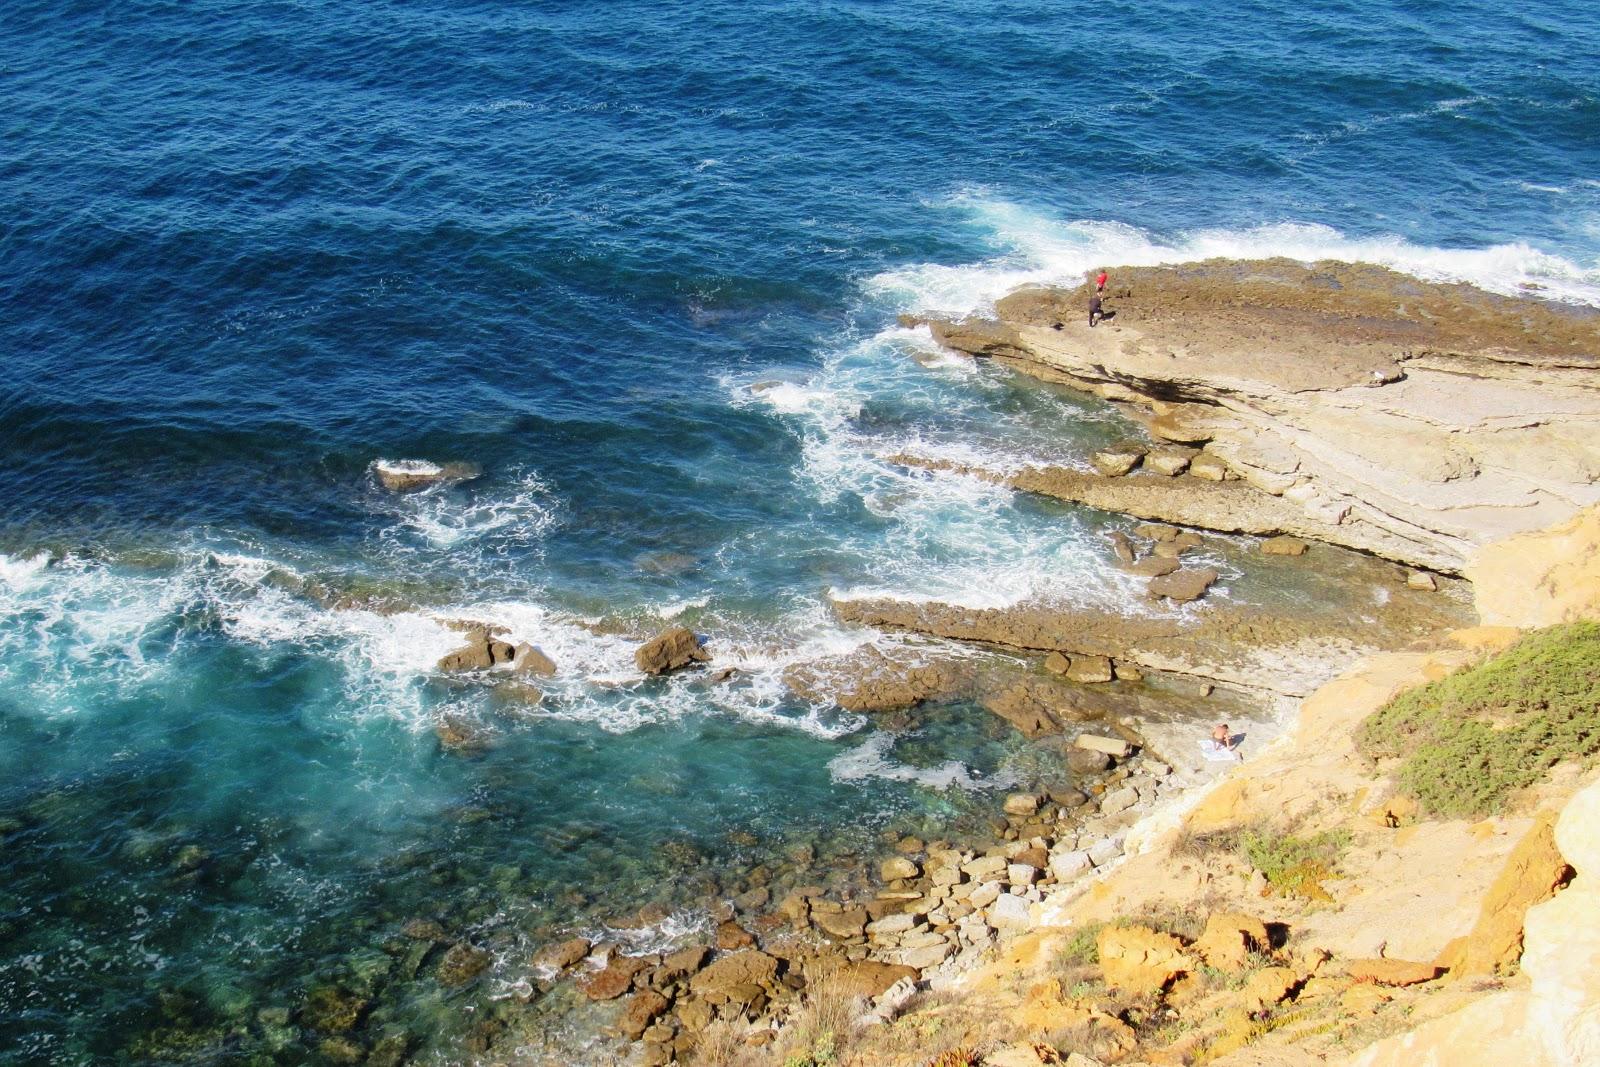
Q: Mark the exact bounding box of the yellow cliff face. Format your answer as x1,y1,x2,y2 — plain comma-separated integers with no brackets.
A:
1468,505,1600,629
1347,778,1600,1067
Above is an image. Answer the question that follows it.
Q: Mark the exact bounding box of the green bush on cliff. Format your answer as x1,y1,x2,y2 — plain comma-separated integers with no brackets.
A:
1357,622,1600,817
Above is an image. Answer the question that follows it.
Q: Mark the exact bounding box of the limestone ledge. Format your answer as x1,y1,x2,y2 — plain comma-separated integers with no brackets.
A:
916,259,1600,573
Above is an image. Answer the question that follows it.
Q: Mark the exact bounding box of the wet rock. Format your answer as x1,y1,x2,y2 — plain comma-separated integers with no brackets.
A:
434,715,493,753
318,1037,366,1064
1113,660,1142,682
510,643,557,676
438,627,517,673
581,955,649,1000
654,945,710,986
1067,747,1112,774
1261,535,1309,556
373,459,480,492
1126,555,1180,577
365,1033,412,1067
1148,566,1219,602
783,645,963,712
1135,523,1179,542
435,942,491,987
634,627,711,675
532,937,592,975
1107,531,1136,563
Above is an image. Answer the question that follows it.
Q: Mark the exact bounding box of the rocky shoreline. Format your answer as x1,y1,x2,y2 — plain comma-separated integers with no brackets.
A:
195,262,1595,1066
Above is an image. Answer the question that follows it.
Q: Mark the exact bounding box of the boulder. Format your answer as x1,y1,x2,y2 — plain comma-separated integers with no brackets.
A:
373,459,480,492
1099,786,1139,816
1064,654,1114,684
1148,566,1219,602
510,643,557,677
715,920,756,950
808,958,918,998
1146,447,1198,476
532,937,592,975
581,955,649,1000
1097,926,1194,995
880,856,921,882
1261,535,1309,557
1107,531,1137,563
1003,793,1043,816
634,627,710,675
988,894,1032,931
1067,748,1113,775
812,907,868,941
438,628,517,673
1091,444,1146,478
1407,570,1439,591
900,941,955,970
1126,556,1180,577
1188,453,1230,482
617,989,670,1040
1043,650,1073,675
688,950,779,996
1050,849,1093,882
1074,733,1132,758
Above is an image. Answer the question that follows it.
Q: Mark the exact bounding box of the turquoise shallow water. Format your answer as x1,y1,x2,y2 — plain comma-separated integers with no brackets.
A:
2,0,1599,1062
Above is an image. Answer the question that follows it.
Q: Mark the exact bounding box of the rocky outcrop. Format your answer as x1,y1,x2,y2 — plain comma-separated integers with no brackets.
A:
372,459,481,492
782,645,966,712
924,260,1600,573
634,627,710,675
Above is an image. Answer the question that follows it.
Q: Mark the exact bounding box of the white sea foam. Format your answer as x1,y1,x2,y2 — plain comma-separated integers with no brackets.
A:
827,731,1006,791
869,195,1600,312
375,467,559,553
0,551,51,589
372,458,444,478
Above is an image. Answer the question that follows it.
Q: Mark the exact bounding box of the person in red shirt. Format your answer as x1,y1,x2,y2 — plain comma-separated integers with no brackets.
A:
1096,270,1108,292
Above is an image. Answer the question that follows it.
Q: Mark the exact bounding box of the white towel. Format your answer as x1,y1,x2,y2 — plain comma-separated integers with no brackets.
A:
1200,739,1242,762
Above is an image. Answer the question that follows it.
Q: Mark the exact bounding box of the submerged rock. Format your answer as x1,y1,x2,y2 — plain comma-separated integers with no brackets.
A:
1147,566,1219,602
435,941,492,987
783,645,964,712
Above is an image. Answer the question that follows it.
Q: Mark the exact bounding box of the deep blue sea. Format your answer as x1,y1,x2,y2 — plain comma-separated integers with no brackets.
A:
3,1,1598,1063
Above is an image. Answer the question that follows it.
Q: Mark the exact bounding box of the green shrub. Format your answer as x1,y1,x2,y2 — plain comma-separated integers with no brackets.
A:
1357,623,1600,817
1238,828,1349,900
1059,922,1106,966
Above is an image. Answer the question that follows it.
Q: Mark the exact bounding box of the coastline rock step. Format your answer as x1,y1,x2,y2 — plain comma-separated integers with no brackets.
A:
1075,733,1132,758
635,627,711,675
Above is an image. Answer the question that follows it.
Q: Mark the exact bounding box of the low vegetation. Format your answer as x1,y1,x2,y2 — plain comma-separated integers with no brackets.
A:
1358,622,1600,816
